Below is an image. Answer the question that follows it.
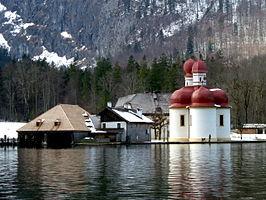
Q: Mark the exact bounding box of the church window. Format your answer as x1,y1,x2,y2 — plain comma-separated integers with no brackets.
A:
180,115,185,126
220,115,224,126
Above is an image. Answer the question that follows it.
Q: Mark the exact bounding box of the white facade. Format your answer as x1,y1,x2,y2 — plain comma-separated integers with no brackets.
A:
189,108,217,141
185,76,193,86
216,108,231,140
169,107,231,142
193,73,207,86
169,108,188,141
101,121,127,142
101,121,127,130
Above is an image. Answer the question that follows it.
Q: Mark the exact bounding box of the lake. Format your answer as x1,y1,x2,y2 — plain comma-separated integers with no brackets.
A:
1,143,266,199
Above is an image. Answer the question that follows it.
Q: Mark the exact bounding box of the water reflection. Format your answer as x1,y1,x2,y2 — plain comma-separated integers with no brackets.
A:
2,144,266,199
168,144,232,199
0,147,18,199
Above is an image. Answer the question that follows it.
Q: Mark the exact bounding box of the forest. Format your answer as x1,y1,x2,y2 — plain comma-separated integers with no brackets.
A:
0,47,265,130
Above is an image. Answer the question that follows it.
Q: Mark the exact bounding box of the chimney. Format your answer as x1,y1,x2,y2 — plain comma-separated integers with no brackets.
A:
107,101,112,107
136,108,143,118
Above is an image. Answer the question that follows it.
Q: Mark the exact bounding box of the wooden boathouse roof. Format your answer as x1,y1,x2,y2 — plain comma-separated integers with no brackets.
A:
17,104,91,132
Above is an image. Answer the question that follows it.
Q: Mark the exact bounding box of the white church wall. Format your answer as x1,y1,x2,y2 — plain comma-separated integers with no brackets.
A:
189,108,217,141
216,108,231,140
169,108,188,141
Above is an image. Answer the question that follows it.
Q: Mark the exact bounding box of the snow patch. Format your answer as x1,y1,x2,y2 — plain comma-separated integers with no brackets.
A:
4,10,23,36
61,31,72,39
113,108,153,123
162,21,181,37
0,122,26,139
0,3,7,12
210,88,222,91
23,23,35,29
3,8,35,37
4,11,21,24
26,35,32,41
33,46,74,67
0,34,10,51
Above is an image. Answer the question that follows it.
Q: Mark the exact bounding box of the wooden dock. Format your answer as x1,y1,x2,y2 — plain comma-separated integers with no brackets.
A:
0,136,17,147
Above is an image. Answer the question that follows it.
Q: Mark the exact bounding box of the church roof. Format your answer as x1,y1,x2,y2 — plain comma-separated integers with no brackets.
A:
192,59,208,73
170,59,229,109
17,104,91,132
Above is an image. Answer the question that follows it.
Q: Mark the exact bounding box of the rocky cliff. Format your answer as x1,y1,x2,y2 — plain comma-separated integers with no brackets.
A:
0,0,265,67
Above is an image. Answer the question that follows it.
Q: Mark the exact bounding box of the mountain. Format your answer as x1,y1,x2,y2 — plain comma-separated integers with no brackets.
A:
0,0,265,67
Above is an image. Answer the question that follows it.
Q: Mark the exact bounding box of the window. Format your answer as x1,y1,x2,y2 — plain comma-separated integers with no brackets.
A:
36,121,41,127
54,119,61,126
155,107,162,113
146,129,149,135
117,123,121,129
180,115,185,126
220,115,224,126
103,123,106,128
36,119,44,127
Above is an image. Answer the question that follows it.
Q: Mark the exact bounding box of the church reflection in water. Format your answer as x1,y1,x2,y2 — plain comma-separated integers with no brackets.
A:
167,144,232,199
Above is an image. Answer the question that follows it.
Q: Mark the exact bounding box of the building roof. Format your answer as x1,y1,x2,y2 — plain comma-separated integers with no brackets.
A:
192,59,208,73
170,86,229,108
243,124,266,129
112,108,153,123
99,107,153,124
17,104,91,132
170,59,230,109
115,93,171,115
183,58,195,77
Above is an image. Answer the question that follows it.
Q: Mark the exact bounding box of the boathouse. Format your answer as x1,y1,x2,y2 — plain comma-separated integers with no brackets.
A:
17,104,91,148
98,106,153,143
169,59,231,142
242,124,266,134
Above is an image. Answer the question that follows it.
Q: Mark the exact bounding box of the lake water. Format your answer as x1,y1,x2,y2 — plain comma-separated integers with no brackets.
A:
1,143,266,199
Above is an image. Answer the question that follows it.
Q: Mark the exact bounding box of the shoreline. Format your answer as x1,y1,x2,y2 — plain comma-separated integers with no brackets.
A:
76,139,266,146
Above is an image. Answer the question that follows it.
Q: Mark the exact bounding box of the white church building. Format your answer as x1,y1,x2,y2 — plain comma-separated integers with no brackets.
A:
169,58,231,142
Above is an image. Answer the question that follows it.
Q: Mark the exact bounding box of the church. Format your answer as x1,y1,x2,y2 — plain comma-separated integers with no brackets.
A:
169,58,231,142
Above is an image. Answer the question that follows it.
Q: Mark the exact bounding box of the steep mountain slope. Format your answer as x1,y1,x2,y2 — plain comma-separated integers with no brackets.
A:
0,0,265,66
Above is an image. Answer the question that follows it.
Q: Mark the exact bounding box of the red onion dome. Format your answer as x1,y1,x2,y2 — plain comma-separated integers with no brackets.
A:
211,88,229,107
192,59,208,73
191,86,215,107
170,86,195,108
183,58,195,77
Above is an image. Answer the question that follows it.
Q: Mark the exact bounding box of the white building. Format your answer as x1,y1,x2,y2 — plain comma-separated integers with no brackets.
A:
98,107,153,143
169,59,231,142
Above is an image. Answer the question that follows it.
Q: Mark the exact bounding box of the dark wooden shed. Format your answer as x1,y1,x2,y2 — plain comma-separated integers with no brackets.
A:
17,104,91,148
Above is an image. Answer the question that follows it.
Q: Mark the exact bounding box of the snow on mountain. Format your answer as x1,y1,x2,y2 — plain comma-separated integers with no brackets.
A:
0,2,6,12
0,0,265,66
61,31,73,39
0,33,10,51
33,46,74,67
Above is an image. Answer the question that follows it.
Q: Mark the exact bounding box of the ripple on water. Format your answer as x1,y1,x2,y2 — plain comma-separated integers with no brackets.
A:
1,144,266,199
